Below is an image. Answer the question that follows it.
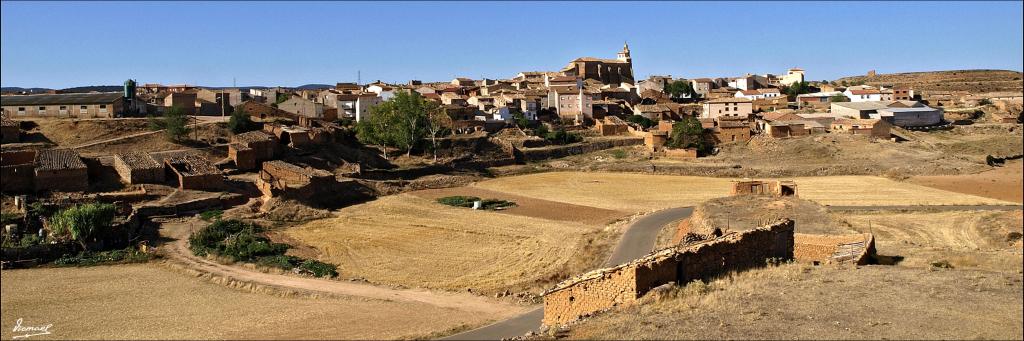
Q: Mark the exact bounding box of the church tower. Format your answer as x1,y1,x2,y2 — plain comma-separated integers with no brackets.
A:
617,42,631,63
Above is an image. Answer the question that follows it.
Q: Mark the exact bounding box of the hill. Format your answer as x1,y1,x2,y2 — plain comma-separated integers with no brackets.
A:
834,69,1022,93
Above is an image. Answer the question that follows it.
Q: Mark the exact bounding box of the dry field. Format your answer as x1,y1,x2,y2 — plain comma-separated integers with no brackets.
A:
840,210,1023,272
409,187,629,225
19,119,153,147
555,264,1024,340
0,264,492,340
909,159,1023,203
286,194,619,295
472,172,1015,211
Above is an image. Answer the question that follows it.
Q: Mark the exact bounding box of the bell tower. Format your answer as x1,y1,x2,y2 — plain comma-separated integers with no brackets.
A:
617,41,631,63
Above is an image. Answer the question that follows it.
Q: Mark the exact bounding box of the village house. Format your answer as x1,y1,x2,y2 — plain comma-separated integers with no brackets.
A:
690,78,716,97
277,96,329,120
34,149,89,192
796,91,845,109
2,92,125,119
844,86,884,102
702,97,753,119
831,118,892,138
711,119,751,143
779,68,805,86
365,83,395,101
830,100,925,119
451,77,475,87
872,106,944,127
735,88,782,100
548,86,593,122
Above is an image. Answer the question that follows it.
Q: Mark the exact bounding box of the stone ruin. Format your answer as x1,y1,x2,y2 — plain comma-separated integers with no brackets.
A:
113,152,165,185
228,130,278,171
1,149,91,193
793,233,875,265
731,179,798,197
163,153,223,191
256,160,336,202
541,219,794,327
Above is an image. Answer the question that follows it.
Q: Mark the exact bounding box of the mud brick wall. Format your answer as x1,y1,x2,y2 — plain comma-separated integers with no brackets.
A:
542,220,795,326
34,167,88,192
520,137,643,161
113,152,165,184
1,150,37,192
794,233,875,265
228,144,256,171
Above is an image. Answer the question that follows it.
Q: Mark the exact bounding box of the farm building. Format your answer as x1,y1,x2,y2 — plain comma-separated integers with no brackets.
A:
113,152,165,184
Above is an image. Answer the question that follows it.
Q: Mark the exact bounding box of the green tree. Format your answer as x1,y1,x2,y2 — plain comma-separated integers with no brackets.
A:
829,93,850,103
667,117,707,153
149,106,191,142
48,203,116,251
664,80,698,99
782,81,812,100
228,106,257,134
511,110,530,128
627,115,656,129
425,104,452,163
356,91,431,158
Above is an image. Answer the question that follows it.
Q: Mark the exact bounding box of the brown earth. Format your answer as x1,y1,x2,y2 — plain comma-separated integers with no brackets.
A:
18,118,154,147
908,159,1023,203
834,69,1023,93
0,263,502,340
550,264,1024,340
409,187,630,225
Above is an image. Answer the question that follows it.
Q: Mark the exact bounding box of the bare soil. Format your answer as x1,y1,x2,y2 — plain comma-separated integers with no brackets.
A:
409,187,630,225
834,69,1023,93
0,264,501,340
908,159,1023,203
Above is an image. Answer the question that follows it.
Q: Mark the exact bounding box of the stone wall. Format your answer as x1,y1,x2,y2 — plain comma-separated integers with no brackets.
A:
113,152,165,184
542,219,794,326
520,137,643,161
1,150,36,192
33,149,88,192
794,233,875,265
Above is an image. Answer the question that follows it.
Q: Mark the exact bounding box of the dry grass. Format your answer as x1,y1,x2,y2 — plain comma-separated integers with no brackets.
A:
286,194,616,295
0,264,492,340
558,264,1024,340
472,172,1015,212
838,210,1023,272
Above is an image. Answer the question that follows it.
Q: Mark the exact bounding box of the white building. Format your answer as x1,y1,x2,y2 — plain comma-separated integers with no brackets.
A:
779,68,805,86
735,88,782,100
843,86,884,102
365,84,395,101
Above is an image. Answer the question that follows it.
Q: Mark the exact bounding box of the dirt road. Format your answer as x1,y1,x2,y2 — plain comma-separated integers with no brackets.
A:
159,220,525,317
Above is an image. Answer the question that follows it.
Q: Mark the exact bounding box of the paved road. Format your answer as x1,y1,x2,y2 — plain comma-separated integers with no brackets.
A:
442,207,695,340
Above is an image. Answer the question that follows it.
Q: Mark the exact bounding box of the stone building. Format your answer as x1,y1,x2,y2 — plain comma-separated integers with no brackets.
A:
730,180,798,197
113,152,165,184
34,149,89,192
560,43,635,85
164,154,223,191
1,117,19,143
256,160,336,202
831,118,891,138
702,97,753,119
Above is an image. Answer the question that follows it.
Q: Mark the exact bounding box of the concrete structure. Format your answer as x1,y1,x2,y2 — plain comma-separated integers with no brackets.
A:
702,97,753,119
730,180,798,197
830,100,924,119
113,152,165,184
872,107,944,127
541,219,794,326
2,92,125,118
831,118,891,138
844,87,883,102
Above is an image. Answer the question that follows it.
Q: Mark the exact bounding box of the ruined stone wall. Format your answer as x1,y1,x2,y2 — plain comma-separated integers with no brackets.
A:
542,219,795,326
228,144,256,171
113,152,164,184
1,150,36,192
794,233,875,265
520,137,643,161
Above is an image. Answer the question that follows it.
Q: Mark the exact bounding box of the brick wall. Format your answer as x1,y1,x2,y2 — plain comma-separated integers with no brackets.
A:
542,219,795,326
794,233,875,265
112,152,164,184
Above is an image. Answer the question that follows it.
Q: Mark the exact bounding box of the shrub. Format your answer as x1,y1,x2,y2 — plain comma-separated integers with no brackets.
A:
298,259,339,278
19,234,43,247
48,203,116,250
437,196,481,208
257,254,302,270
609,149,627,159
53,246,153,266
544,128,582,145
627,115,656,129
199,210,223,221
480,199,517,210
228,107,258,134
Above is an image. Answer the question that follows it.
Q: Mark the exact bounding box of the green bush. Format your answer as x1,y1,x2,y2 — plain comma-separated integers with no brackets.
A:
228,108,258,134
298,259,339,278
19,234,43,247
190,219,337,278
609,149,627,159
199,210,223,221
626,115,656,129
437,196,516,210
437,196,481,208
53,246,154,266
48,203,116,250
544,128,582,145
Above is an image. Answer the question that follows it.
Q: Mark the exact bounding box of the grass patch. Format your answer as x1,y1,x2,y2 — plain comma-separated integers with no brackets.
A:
199,209,224,221
190,219,338,278
53,246,155,266
437,196,517,210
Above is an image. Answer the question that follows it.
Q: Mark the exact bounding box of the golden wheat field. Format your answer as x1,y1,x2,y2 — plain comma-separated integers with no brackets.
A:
471,172,1015,210
0,264,490,340
286,194,614,295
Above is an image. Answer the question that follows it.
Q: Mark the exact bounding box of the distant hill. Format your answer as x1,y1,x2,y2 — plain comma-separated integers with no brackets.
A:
295,84,333,90
60,85,122,93
834,69,1023,93
1,87,53,94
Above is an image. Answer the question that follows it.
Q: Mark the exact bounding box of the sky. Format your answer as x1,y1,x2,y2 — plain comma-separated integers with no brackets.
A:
2,1,1022,88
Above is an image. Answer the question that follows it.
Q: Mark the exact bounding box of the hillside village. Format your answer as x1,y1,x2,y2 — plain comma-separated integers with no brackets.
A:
2,43,1023,340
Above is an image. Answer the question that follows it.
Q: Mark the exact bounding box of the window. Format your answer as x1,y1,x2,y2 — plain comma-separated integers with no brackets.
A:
38,106,46,113
17,107,26,115
80,105,88,114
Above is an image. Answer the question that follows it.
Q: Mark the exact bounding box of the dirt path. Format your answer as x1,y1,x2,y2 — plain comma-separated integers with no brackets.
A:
158,219,526,317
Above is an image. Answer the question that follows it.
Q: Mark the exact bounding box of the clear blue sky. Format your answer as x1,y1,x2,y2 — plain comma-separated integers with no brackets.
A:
2,1,1022,88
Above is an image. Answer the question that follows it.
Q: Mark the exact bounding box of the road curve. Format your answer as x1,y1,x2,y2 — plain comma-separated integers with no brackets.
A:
442,207,694,340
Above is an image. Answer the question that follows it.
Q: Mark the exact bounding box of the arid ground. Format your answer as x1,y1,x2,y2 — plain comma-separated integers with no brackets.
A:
909,159,1023,203
0,264,496,340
